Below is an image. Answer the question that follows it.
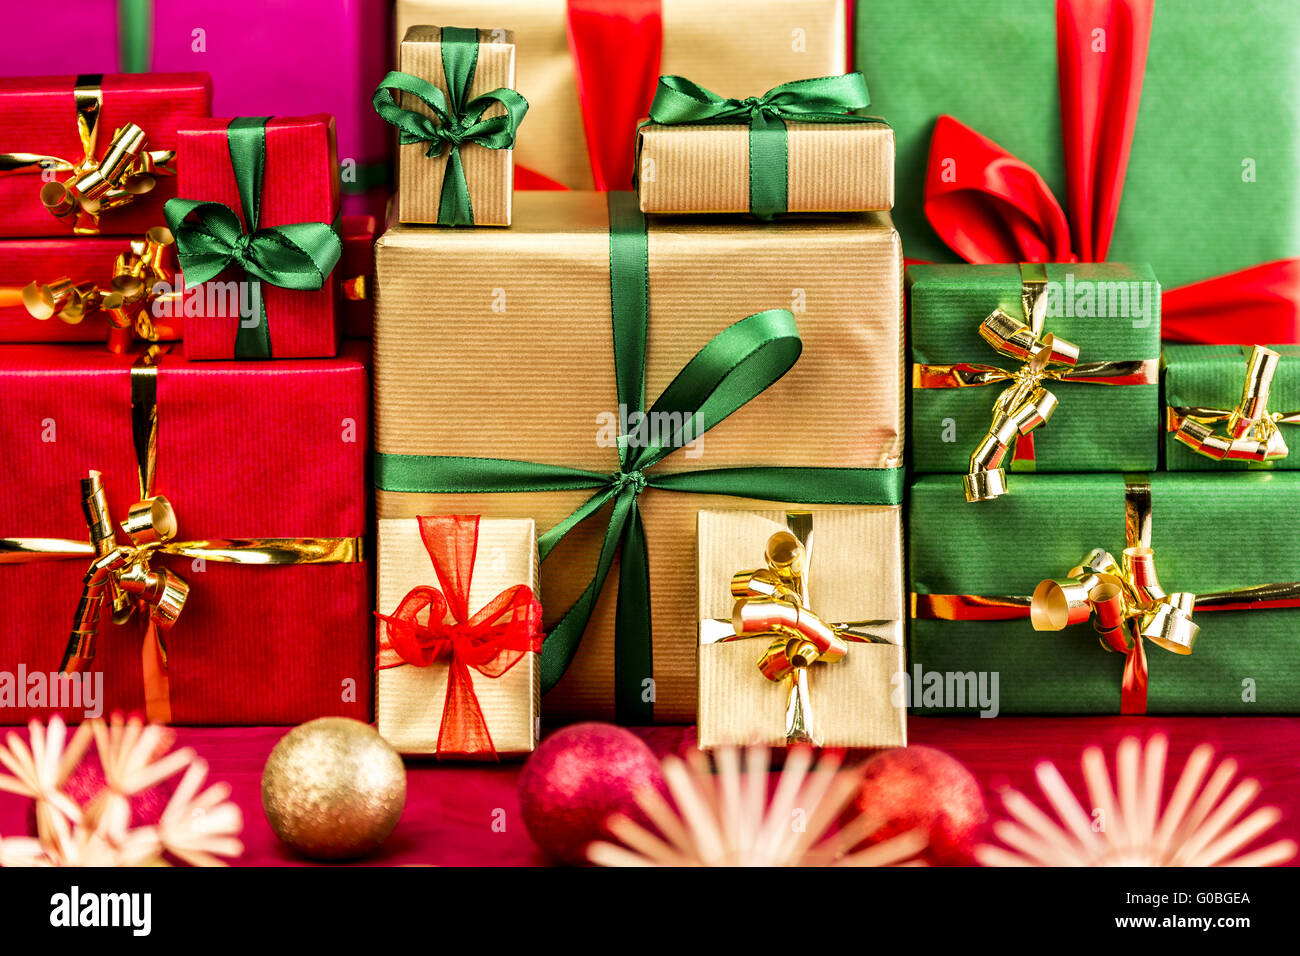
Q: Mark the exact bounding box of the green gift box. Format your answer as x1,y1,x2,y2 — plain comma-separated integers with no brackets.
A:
909,472,1300,714
856,0,1300,289
1164,345,1300,470
909,262,1161,480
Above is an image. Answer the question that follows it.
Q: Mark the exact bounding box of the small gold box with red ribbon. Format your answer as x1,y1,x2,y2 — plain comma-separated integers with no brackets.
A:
375,515,543,758
909,263,1161,499
910,472,1300,714
697,508,906,748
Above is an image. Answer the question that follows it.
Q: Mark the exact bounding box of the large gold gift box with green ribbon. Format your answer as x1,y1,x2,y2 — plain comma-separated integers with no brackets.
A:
908,263,1161,500
910,472,1300,715
373,191,904,723
697,509,905,749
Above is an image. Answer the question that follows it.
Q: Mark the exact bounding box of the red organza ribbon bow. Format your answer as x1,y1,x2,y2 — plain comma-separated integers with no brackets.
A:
376,515,543,758
923,0,1299,343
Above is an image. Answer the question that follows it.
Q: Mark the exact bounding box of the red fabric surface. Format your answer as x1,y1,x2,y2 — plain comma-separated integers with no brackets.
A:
0,342,371,724
2,718,1290,866
175,115,341,360
0,73,212,238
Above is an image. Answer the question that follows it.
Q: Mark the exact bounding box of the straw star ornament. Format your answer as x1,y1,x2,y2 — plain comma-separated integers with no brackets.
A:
976,735,1296,867
587,745,929,867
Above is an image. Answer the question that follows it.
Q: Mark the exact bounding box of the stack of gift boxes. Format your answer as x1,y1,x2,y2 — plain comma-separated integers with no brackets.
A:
0,72,372,724
2,0,1298,760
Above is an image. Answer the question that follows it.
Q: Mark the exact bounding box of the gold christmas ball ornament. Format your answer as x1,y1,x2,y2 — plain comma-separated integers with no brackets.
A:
261,717,406,861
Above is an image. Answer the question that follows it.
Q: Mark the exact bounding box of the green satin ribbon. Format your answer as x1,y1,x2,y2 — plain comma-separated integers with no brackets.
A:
372,27,529,225
374,192,902,721
645,73,878,220
163,117,342,359
117,0,151,73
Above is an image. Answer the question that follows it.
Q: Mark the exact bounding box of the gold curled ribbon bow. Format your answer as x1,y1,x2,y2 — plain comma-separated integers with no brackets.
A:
21,226,180,353
0,346,363,723
913,264,1158,502
1169,345,1297,462
0,76,175,234
701,512,890,745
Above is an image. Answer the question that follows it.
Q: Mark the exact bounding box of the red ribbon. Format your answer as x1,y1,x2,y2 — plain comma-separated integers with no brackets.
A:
376,515,543,759
923,0,1299,344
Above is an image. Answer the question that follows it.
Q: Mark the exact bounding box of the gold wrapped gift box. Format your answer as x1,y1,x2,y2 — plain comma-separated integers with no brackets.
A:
697,509,905,749
636,120,894,215
373,191,903,721
397,26,517,226
395,0,848,190
376,517,541,756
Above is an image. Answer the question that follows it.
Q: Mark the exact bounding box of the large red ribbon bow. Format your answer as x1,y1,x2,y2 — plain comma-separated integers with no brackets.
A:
923,0,1299,343
376,515,543,758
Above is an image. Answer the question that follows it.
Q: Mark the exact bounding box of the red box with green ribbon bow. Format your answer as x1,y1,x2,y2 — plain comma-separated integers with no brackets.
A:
0,72,211,239
167,114,343,360
0,341,371,725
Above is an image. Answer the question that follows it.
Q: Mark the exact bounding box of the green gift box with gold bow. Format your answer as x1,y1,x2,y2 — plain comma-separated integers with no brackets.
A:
909,472,1300,715
165,114,343,360
1164,345,1300,471
909,262,1161,499
373,190,905,724
375,26,528,227
634,73,894,218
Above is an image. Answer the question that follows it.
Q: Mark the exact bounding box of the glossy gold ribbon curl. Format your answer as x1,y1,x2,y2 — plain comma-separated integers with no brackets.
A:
21,226,180,353
1169,345,1296,462
0,78,175,234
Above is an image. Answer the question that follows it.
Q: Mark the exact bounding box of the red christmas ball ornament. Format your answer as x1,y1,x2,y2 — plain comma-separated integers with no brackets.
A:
850,745,987,865
519,723,667,865
26,748,177,836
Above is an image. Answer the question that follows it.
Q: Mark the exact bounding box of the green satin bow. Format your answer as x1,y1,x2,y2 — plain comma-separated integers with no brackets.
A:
163,117,341,359
644,73,877,219
373,26,529,226
375,192,903,722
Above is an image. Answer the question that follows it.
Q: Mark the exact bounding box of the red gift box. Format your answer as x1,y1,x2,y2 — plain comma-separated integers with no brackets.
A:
174,114,342,360
0,73,211,238
340,214,375,339
0,341,371,725
0,233,182,346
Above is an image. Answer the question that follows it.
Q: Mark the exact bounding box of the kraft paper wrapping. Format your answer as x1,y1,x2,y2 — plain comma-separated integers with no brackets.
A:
636,121,894,214
373,191,903,722
696,509,905,749
394,0,847,190
376,517,540,756
398,26,516,226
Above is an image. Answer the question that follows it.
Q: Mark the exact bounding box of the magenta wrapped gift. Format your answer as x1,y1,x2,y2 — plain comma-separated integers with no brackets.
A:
0,0,391,215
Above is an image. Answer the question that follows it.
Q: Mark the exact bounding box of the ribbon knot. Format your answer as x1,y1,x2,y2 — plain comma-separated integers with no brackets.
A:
613,469,648,496
1170,345,1296,463
372,27,529,226
376,515,543,758
963,266,1080,502
1031,543,1199,716
61,470,191,724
